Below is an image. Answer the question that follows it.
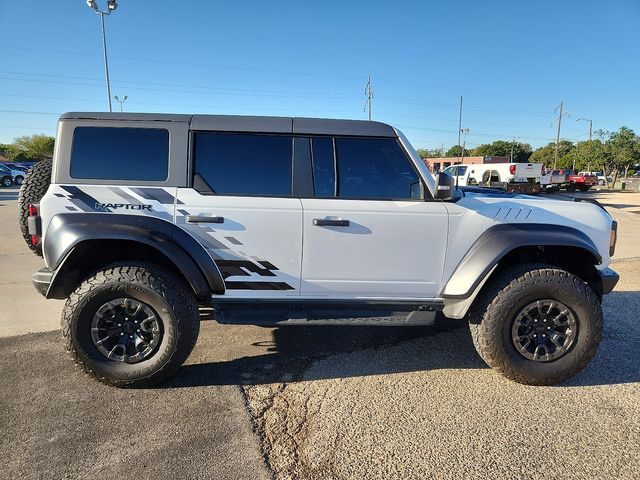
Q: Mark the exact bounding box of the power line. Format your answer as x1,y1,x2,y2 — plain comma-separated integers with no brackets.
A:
0,70,362,98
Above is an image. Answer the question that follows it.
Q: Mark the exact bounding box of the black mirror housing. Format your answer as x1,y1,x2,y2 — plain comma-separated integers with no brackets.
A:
435,172,455,200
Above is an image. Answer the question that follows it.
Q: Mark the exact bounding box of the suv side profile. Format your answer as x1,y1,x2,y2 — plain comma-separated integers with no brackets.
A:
25,112,619,387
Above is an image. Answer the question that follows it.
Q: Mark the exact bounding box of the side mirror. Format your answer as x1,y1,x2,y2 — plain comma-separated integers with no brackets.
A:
435,172,455,200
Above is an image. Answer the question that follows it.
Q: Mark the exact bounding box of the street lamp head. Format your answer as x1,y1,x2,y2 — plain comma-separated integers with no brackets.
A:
107,0,117,11
86,0,98,11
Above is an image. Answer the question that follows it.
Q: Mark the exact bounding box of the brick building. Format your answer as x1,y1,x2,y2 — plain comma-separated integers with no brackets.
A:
423,155,511,173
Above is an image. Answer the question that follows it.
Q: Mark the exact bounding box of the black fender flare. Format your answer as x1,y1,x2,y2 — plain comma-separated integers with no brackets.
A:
441,223,602,298
44,213,225,298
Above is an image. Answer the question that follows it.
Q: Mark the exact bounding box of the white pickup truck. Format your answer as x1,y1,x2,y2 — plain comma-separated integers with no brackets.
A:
441,162,543,194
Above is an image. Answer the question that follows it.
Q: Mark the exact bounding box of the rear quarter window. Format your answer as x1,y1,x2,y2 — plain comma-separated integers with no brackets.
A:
70,127,169,181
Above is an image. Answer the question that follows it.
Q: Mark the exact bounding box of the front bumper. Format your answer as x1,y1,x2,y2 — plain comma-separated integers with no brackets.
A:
599,267,619,295
32,268,54,297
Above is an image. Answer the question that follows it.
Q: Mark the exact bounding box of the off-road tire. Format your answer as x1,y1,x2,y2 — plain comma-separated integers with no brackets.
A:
468,263,603,385
61,262,200,388
565,183,577,192
579,185,591,192
18,159,52,256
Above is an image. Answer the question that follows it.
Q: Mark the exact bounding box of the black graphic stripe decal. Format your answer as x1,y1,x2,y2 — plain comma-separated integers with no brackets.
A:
216,259,277,279
225,281,295,291
61,186,111,212
131,187,184,205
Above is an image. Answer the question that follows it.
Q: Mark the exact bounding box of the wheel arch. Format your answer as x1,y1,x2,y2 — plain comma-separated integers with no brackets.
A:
441,224,602,319
44,213,225,300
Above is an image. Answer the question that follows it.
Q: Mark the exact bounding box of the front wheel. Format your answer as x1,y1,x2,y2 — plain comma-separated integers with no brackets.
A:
469,264,603,385
565,183,577,192
579,185,591,191
61,262,200,387
14,175,24,185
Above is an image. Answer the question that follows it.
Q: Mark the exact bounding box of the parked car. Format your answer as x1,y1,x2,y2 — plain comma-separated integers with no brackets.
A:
558,169,597,191
0,164,25,185
0,171,13,187
578,171,612,186
441,162,543,194
23,112,618,388
540,169,568,192
6,163,31,173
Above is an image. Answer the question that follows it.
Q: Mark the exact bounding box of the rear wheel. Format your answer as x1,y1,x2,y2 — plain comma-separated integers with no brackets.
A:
579,185,591,191
468,264,602,385
17,159,52,256
1,176,12,187
61,262,200,387
565,183,577,192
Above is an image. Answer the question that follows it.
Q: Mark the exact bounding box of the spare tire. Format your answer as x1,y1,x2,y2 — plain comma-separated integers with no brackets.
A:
18,159,52,257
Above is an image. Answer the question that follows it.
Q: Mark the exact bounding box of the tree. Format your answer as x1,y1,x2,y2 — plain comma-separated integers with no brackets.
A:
530,141,575,168
416,147,445,158
606,126,639,179
591,127,640,186
445,145,471,157
567,139,609,172
471,140,533,162
10,134,55,161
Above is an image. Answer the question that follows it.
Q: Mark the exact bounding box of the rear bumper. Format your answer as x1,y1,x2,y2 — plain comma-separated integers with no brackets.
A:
32,268,54,297
599,267,619,295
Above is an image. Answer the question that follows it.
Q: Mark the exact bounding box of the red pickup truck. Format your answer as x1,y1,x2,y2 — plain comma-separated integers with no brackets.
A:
557,169,598,192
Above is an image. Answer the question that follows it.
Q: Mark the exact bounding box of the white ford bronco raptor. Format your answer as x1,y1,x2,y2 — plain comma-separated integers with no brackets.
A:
21,112,619,387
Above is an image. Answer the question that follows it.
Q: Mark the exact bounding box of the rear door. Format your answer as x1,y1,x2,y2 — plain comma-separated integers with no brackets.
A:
176,132,303,297
300,136,448,299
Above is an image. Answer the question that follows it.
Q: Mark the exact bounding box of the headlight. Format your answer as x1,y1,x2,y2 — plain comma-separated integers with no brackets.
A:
610,221,617,257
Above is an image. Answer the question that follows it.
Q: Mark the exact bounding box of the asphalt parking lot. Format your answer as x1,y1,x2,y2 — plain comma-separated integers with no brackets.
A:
1,187,639,479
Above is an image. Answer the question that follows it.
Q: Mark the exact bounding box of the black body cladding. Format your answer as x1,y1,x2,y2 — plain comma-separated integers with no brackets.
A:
443,223,602,298
42,214,225,298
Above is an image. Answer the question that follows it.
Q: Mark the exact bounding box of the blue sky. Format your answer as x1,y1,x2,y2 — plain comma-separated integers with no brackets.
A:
0,0,638,150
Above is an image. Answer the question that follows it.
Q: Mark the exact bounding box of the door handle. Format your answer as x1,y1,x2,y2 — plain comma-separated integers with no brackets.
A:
186,215,224,224
313,218,350,227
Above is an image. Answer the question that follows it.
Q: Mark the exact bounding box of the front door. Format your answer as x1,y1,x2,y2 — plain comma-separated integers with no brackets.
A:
176,132,302,297
300,136,448,299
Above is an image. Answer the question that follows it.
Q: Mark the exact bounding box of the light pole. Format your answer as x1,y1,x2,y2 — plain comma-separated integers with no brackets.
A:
576,118,593,171
576,118,592,142
460,128,469,163
113,95,128,112
86,0,118,112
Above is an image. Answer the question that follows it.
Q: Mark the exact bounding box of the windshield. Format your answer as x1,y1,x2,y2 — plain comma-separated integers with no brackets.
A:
443,166,466,176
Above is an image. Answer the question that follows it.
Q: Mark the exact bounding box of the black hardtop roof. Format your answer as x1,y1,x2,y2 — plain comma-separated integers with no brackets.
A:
59,112,397,137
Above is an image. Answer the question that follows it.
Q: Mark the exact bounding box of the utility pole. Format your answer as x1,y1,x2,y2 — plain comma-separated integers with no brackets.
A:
510,137,516,162
457,96,463,163
554,101,565,170
364,76,373,121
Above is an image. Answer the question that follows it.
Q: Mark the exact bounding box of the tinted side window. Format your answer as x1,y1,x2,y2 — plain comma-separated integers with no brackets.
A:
71,127,169,181
193,133,292,196
335,138,422,200
311,137,335,197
